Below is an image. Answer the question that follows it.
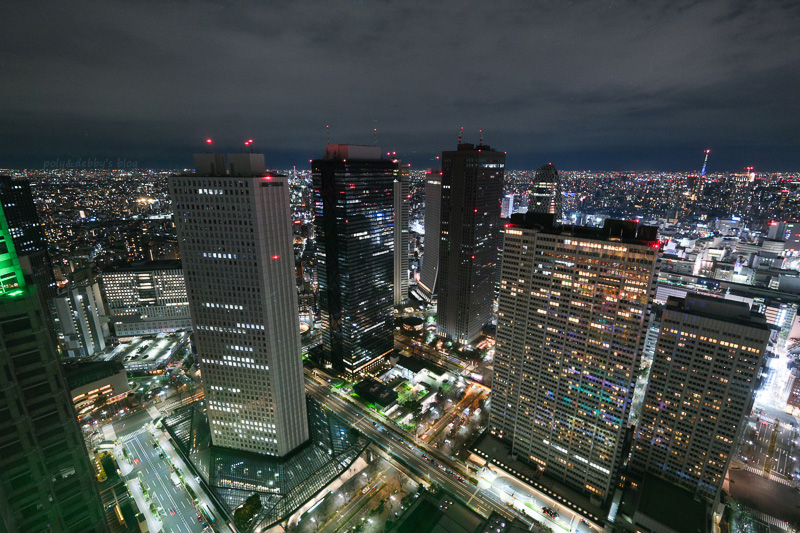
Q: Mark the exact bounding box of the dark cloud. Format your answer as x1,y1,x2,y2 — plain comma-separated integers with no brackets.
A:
1,0,798,170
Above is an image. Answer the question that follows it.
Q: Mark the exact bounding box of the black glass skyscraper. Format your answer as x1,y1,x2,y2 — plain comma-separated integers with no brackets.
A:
528,163,562,223
313,145,396,375
436,143,504,345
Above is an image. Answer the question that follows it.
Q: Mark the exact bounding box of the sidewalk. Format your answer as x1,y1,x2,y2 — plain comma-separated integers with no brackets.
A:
471,432,605,525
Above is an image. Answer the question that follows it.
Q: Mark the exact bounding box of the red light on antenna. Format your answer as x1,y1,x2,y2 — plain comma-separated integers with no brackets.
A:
471,255,475,260
271,255,280,260
206,138,213,144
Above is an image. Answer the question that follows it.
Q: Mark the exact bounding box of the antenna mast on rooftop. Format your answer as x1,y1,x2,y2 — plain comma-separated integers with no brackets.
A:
457,127,464,145
700,149,711,177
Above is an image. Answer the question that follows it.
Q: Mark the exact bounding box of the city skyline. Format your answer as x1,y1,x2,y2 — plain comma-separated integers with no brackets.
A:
3,1,800,531
1,2,800,171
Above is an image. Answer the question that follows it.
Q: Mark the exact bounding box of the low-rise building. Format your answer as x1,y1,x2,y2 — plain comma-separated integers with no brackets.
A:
63,360,129,418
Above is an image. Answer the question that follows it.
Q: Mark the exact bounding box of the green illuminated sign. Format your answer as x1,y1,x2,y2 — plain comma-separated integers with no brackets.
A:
0,202,26,296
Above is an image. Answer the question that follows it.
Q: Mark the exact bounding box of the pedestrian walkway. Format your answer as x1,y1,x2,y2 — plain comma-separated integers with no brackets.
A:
747,506,791,531
102,424,117,442
743,464,795,486
120,427,149,442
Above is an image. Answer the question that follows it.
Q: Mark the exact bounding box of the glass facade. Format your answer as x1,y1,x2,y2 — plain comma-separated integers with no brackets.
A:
528,163,563,222
313,146,396,375
163,398,369,532
437,143,505,345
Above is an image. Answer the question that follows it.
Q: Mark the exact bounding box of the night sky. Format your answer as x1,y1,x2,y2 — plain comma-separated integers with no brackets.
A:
1,1,799,171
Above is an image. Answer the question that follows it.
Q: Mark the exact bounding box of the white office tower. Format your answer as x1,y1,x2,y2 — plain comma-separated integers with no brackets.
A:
632,294,769,502
490,214,659,502
417,169,441,302
169,153,308,456
53,282,107,357
393,164,409,306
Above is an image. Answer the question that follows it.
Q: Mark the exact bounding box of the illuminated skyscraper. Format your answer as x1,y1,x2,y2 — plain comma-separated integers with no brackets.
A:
169,153,308,456
0,176,56,302
313,145,396,375
631,295,768,502
437,143,504,344
501,194,515,218
528,163,562,223
417,169,441,303
393,163,409,306
0,204,106,532
490,214,659,501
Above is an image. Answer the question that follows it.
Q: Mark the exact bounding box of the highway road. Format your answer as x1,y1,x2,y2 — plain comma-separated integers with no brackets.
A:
121,427,206,533
305,373,603,531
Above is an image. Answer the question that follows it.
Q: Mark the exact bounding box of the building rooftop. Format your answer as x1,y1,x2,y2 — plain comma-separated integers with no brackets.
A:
353,377,398,408
390,491,484,533
323,144,383,160
507,212,659,246
666,293,769,330
102,259,182,272
635,474,708,533
62,360,126,390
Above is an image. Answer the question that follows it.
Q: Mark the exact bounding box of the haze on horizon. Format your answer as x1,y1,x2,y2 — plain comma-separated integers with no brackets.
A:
1,0,799,172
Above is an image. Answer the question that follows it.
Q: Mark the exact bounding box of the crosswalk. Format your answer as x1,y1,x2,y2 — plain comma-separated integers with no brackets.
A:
743,464,795,486
121,427,149,442
747,507,791,531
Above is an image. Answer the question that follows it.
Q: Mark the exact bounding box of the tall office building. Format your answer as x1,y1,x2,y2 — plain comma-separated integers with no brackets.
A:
631,294,769,502
528,163,562,223
313,145,396,375
0,176,56,302
53,282,107,357
100,260,190,336
437,143,504,344
393,164,410,306
501,194,515,218
417,169,442,303
490,214,659,501
169,153,308,456
0,204,106,532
